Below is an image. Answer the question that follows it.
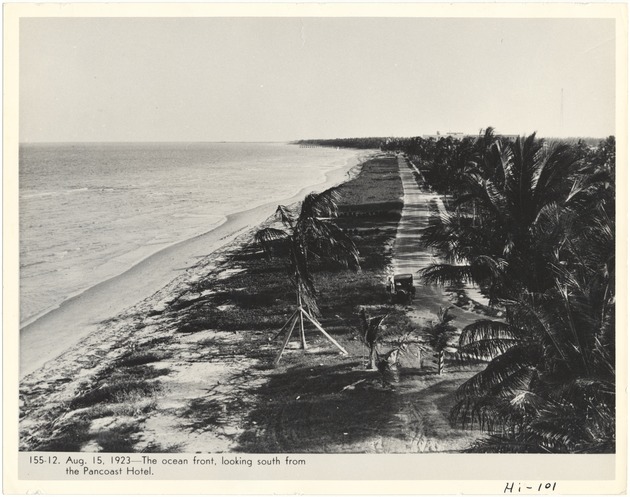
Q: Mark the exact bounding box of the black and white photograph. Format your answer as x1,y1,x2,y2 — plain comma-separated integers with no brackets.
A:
4,2,626,492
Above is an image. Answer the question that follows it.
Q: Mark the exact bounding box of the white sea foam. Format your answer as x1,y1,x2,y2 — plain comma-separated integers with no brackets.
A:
19,142,362,325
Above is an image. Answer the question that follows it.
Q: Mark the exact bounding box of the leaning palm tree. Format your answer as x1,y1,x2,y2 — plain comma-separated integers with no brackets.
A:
255,189,360,364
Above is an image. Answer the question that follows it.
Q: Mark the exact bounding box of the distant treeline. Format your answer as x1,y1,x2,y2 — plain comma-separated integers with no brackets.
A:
295,133,607,151
294,137,388,149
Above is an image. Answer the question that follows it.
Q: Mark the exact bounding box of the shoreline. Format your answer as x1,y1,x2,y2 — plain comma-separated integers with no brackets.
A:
20,152,486,455
18,218,232,329
20,151,370,378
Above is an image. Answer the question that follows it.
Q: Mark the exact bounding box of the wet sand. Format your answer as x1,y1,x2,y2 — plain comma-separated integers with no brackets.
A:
20,154,366,377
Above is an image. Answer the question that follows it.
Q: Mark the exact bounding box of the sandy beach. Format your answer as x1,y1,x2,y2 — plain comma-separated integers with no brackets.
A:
19,153,365,377
19,152,488,453
8,12,621,493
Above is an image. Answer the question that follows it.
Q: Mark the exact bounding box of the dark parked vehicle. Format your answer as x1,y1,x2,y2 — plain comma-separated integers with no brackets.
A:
393,273,415,303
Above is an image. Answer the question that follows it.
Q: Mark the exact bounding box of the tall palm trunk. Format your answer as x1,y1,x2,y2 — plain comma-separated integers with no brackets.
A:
298,287,307,349
437,350,444,375
256,189,359,364
369,345,378,370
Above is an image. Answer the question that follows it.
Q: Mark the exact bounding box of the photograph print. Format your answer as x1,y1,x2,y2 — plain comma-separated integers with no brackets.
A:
15,9,620,459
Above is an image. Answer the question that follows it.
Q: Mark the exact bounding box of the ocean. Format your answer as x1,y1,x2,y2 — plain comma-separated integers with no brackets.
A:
19,142,362,327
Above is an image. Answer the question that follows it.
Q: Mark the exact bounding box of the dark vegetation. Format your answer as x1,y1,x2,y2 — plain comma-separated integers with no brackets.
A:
294,137,387,149
236,360,482,453
389,128,615,453
237,361,403,452
30,343,172,452
296,134,608,152
171,156,404,344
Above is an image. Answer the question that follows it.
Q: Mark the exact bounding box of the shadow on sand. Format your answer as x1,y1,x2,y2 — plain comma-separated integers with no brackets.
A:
231,358,481,453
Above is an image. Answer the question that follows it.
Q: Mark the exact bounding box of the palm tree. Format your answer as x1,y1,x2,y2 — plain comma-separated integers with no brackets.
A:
358,308,389,370
450,190,615,452
452,286,614,451
423,307,459,375
419,132,581,301
415,132,615,452
255,189,359,364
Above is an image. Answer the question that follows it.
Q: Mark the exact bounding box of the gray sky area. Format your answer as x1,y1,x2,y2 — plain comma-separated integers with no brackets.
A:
20,17,615,142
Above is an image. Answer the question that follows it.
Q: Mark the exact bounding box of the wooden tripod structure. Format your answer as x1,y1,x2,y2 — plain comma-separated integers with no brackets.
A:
273,289,348,366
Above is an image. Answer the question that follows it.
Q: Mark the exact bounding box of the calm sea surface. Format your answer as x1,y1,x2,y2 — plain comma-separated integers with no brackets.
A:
19,142,361,325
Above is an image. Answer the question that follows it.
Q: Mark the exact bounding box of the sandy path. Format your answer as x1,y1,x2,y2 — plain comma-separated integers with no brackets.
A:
19,155,365,378
392,155,480,328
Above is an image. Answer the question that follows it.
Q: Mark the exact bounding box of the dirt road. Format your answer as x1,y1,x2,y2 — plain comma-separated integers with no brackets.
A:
392,155,480,329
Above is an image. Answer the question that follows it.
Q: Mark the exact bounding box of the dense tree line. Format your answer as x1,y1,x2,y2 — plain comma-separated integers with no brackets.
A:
296,129,615,452
294,137,388,149
410,128,615,453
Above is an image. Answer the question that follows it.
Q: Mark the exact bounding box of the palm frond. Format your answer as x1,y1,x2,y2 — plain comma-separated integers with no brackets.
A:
459,318,520,344
456,344,539,399
509,390,549,415
300,189,341,219
418,264,475,286
254,227,289,258
483,179,510,224
302,218,360,269
419,257,500,288
505,296,571,364
464,432,554,453
275,204,295,227
459,338,522,361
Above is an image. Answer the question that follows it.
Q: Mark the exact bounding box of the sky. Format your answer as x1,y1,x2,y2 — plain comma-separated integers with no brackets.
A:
19,17,616,142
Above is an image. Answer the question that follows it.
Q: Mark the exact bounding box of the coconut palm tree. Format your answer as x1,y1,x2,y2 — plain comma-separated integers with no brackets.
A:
358,308,389,370
452,286,614,452
423,307,459,375
419,133,581,300
415,132,615,452
255,189,360,363
450,192,615,452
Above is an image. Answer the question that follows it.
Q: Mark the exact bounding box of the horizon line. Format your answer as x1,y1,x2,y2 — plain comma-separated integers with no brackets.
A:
19,132,614,146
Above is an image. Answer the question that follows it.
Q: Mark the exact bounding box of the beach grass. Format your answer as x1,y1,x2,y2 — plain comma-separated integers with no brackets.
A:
29,341,171,452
